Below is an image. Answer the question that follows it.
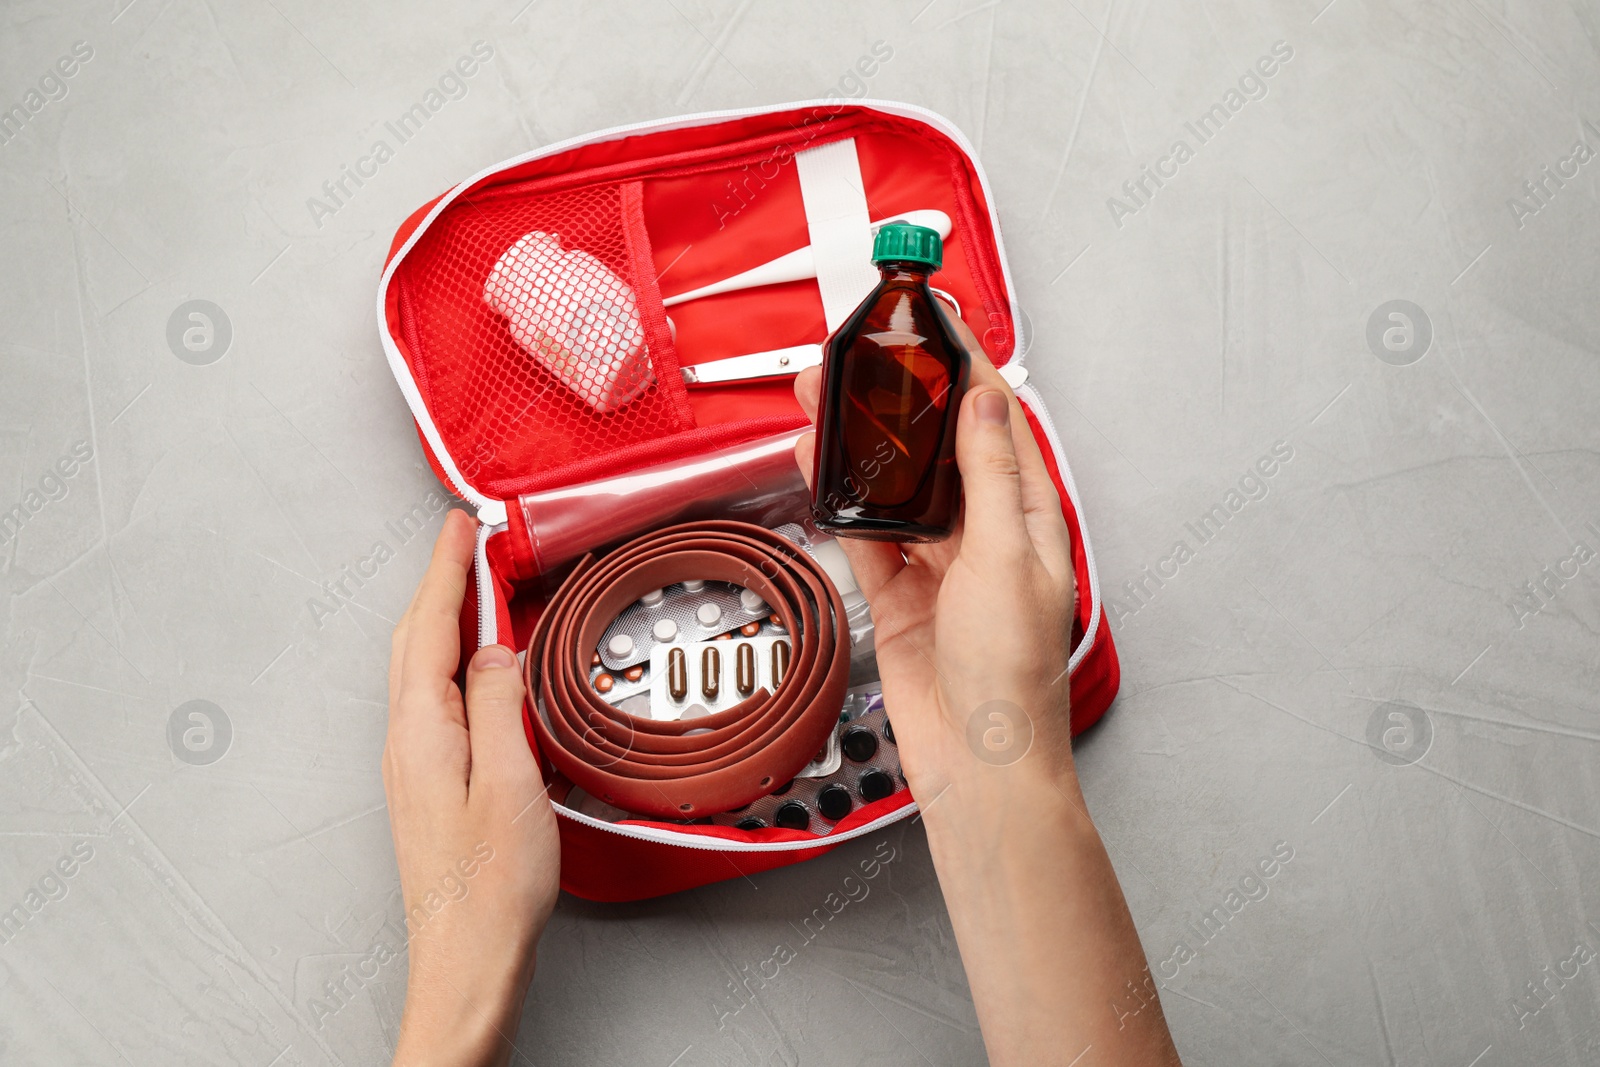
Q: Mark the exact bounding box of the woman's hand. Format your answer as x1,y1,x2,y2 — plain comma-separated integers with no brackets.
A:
794,313,1181,1066
793,310,1079,805
384,509,560,1067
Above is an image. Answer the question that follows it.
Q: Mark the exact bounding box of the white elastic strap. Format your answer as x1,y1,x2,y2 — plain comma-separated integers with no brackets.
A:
794,138,879,332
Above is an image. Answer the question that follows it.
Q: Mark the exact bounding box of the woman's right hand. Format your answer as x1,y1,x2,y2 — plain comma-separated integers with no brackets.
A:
794,317,1181,1066
792,312,1080,806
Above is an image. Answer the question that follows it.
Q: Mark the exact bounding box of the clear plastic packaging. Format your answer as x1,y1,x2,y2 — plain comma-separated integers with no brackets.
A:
518,429,811,577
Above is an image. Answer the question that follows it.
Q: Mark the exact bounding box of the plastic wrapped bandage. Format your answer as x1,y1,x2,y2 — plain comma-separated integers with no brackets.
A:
483,230,654,413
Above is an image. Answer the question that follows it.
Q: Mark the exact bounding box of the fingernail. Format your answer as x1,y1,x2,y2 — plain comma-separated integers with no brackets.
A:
975,390,1009,426
472,644,516,670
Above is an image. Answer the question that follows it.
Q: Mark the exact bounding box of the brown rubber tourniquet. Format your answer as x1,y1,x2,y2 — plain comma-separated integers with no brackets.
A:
524,520,849,819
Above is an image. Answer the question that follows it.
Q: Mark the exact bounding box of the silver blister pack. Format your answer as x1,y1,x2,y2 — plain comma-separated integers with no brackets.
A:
648,635,789,720
708,685,899,834
585,633,841,779
596,580,772,672
572,533,877,793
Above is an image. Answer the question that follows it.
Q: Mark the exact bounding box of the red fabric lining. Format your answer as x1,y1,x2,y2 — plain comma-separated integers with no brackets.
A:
620,181,693,426
394,182,695,501
557,789,916,902
382,106,1013,504
646,126,1009,429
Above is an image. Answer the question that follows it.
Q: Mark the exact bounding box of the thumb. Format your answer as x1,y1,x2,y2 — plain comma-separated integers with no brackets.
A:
463,644,540,796
955,388,1031,563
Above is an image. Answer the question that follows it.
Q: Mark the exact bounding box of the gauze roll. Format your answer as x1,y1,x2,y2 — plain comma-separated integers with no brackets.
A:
484,231,653,413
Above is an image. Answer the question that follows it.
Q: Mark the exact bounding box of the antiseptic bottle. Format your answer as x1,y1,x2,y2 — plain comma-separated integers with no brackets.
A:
809,222,970,542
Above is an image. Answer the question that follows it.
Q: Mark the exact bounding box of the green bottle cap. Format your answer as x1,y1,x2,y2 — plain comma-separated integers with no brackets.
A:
871,221,942,270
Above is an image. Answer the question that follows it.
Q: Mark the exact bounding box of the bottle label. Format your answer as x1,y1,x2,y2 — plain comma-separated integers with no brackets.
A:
836,293,953,507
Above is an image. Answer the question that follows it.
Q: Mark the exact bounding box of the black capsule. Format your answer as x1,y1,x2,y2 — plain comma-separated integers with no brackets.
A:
882,717,894,744
736,817,766,831
774,801,810,830
817,784,853,822
841,727,878,763
859,769,894,802
770,778,794,796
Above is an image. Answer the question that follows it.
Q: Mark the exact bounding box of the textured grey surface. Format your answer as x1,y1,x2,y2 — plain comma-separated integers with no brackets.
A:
3,0,1599,1064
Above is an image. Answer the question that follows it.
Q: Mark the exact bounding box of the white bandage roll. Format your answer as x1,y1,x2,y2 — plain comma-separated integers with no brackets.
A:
483,231,654,413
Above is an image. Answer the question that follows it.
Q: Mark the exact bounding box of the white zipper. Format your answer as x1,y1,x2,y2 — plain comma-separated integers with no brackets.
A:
475,519,503,648
554,798,916,851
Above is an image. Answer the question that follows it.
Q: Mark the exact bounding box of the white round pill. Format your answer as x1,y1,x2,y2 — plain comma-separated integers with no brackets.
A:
696,602,722,627
739,588,766,613
640,588,665,607
607,634,634,658
652,618,678,642
682,579,706,592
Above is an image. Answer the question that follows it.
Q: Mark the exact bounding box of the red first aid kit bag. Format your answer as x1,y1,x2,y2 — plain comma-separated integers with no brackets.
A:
377,100,1119,901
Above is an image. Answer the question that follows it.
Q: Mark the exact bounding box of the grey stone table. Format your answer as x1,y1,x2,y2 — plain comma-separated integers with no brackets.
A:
3,0,1598,1063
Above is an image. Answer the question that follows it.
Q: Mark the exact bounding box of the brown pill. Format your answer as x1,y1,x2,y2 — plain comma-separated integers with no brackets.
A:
591,650,602,667
701,647,721,700
667,647,689,701
623,665,644,683
768,613,786,631
739,621,761,637
714,632,732,640
735,642,756,696
593,673,614,693
771,639,791,686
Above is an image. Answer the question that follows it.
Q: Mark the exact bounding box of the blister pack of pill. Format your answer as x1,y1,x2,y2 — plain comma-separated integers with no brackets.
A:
647,634,843,775
586,579,789,710
649,634,789,719
597,580,773,673
562,527,894,824
708,685,902,835
584,574,844,775
585,526,878,701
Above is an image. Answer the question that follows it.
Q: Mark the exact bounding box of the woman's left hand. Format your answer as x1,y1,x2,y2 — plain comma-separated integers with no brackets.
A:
384,508,560,1066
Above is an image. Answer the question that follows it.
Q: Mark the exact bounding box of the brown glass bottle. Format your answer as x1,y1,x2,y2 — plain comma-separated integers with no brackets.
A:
809,222,970,543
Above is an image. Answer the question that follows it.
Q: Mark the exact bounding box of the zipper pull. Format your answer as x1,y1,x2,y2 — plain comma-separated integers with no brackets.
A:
477,499,508,527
